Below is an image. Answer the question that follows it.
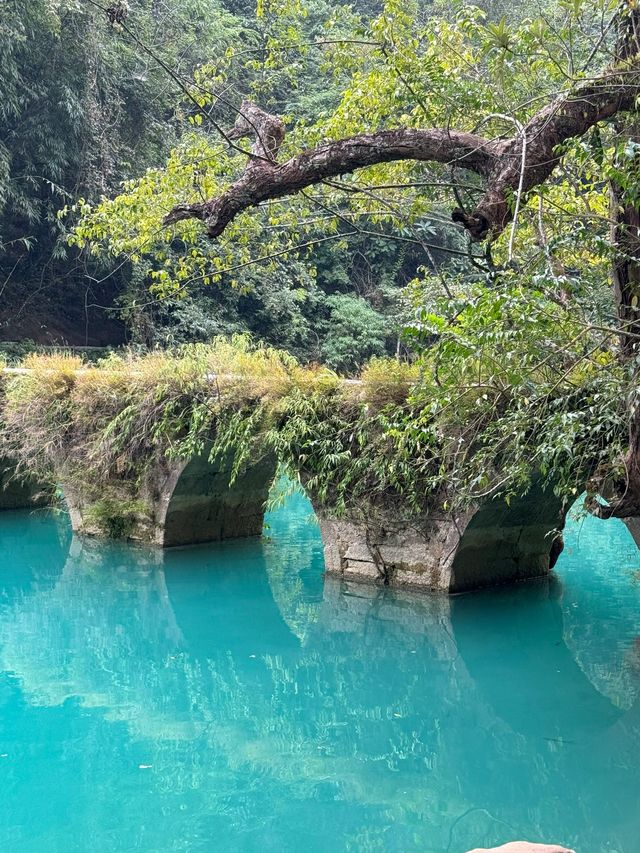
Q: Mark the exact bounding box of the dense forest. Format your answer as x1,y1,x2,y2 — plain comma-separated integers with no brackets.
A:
0,0,453,368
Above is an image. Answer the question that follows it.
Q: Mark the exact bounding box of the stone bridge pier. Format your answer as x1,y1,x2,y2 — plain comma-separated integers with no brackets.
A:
316,482,567,593
61,451,278,548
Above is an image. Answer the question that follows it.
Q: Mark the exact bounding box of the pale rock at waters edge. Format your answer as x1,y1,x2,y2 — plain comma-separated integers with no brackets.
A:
465,844,576,853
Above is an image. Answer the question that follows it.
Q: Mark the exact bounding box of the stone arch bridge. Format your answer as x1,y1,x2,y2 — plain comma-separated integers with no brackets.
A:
0,443,576,594
1,355,630,594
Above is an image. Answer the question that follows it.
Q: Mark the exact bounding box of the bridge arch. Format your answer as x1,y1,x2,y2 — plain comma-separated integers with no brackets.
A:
0,457,51,510
449,483,567,593
159,451,277,547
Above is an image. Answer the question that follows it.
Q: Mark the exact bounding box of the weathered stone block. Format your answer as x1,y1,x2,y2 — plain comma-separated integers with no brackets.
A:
314,482,566,594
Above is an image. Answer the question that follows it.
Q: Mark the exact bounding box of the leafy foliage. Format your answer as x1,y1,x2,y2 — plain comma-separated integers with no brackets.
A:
406,281,629,506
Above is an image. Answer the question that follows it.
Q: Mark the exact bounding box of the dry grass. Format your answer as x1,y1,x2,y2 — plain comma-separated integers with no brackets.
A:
0,337,339,484
360,357,420,408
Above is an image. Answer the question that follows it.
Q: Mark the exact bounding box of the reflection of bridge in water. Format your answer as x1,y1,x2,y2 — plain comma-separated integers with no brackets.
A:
0,506,639,851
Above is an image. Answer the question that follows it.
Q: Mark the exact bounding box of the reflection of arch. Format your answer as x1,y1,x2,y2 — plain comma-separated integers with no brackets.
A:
2,516,639,853
0,539,187,723
451,577,622,739
163,539,298,657
450,484,566,592
263,484,324,643
0,532,300,733
448,563,640,852
557,506,640,710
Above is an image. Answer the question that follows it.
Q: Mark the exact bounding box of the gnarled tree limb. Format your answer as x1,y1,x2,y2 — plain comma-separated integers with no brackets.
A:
164,56,640,242
164,120,499,236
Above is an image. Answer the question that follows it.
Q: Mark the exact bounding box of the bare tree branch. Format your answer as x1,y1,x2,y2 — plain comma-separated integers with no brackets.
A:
164,122,498,235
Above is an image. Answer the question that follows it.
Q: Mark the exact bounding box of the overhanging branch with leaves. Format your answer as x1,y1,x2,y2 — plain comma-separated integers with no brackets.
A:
164,58,640,243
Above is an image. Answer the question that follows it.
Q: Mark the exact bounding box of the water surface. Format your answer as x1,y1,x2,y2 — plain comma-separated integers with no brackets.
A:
0,493,639,852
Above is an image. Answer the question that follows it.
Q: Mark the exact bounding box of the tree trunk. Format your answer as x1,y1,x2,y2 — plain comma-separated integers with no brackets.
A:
611,6,640,354
589,7,640,519
610,159,640,357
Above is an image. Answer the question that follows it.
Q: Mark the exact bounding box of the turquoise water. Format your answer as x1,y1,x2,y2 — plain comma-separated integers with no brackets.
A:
0,493,640,852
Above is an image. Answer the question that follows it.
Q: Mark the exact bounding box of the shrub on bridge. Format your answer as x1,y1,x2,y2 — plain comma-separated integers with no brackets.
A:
269,358,436,518
0,339,436,522
0,337,339,492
